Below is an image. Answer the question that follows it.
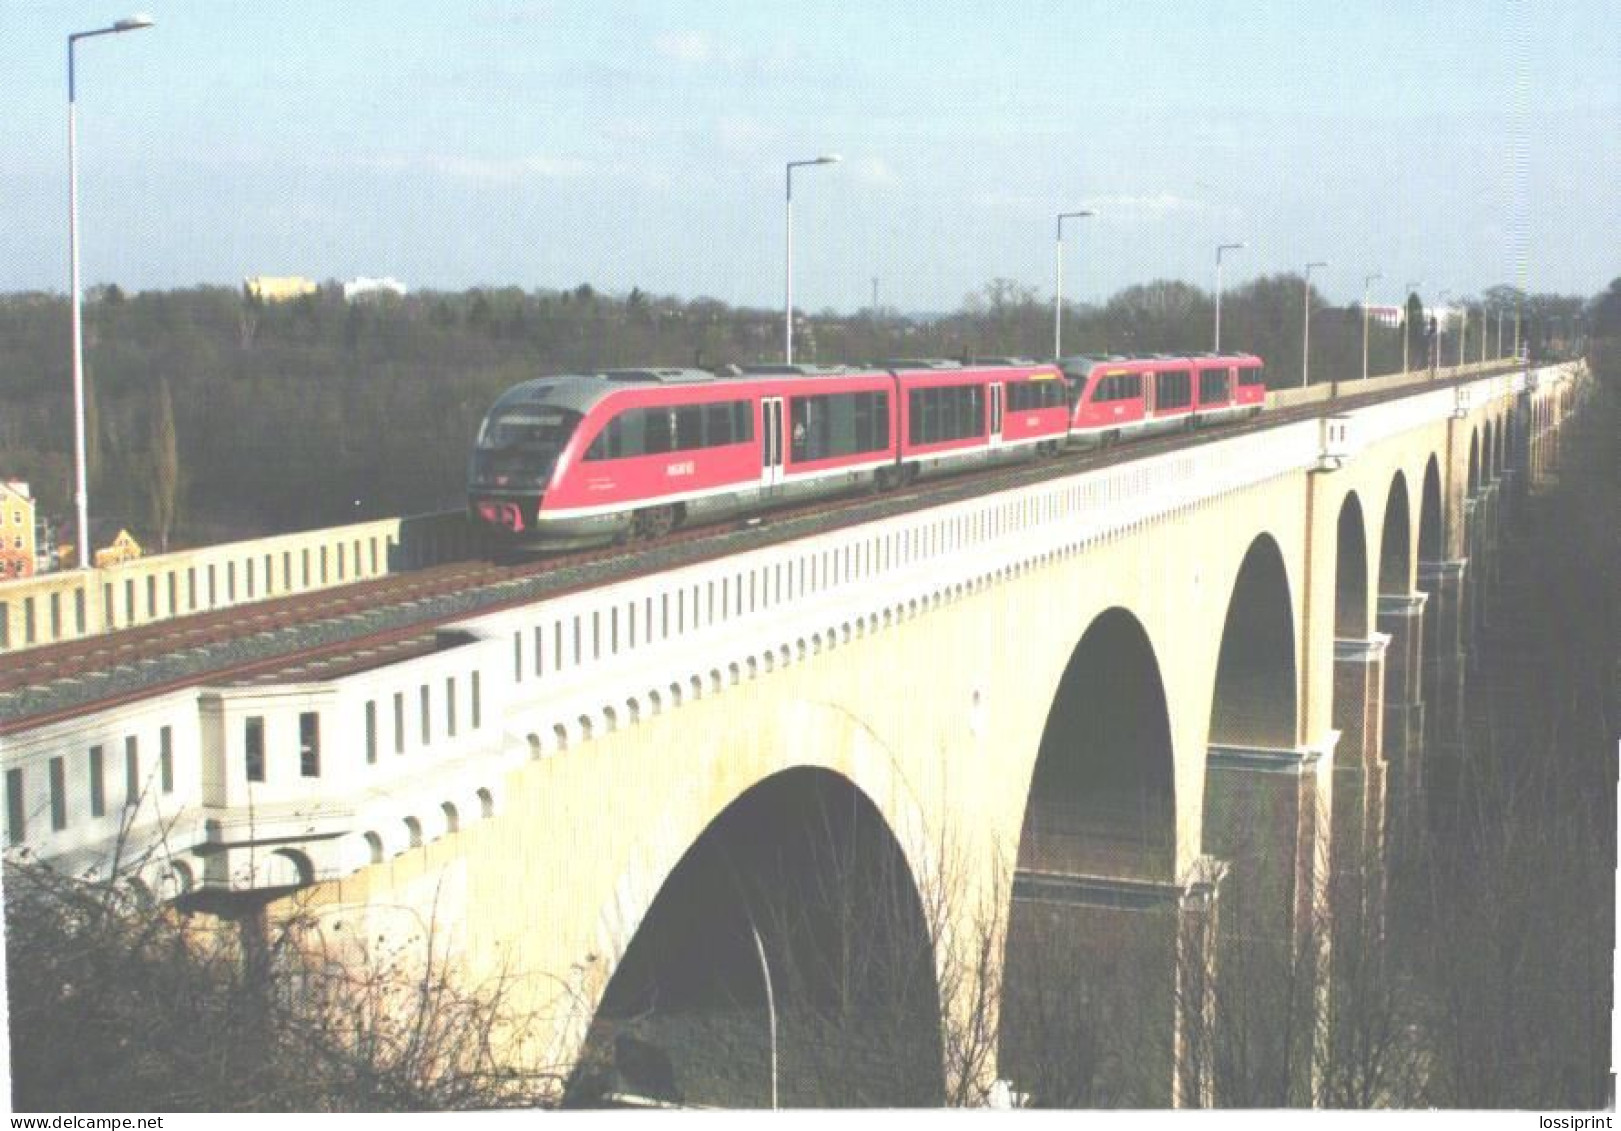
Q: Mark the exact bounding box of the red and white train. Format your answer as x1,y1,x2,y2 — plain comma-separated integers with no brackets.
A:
467,353,1266,548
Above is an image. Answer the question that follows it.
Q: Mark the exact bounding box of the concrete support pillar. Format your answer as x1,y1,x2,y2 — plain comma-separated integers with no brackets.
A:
1202,740,1333,1106
1376,593,1426,860
1418,559,1468,755
1375,593,1426,766
1330,635,1389,942
1001,860,1225,1108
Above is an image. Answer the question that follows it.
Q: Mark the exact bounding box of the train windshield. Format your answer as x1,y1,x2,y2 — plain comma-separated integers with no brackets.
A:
470,405,583,488
477,406,582,451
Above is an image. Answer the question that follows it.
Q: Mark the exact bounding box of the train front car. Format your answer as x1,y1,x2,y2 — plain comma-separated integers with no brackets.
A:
467,377,592,543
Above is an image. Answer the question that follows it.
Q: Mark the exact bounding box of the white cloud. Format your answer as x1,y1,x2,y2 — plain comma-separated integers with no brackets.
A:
654,30,713,63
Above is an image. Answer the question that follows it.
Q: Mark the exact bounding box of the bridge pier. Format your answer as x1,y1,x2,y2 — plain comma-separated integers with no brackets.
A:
1201,740,1332,1106
1001,862,1224,1108
1376,593,1427,806
1418,558,1468,720
1330,635,1389,939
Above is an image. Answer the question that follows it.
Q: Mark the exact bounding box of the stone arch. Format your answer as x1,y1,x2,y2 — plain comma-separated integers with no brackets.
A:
404,816,423,849
1010,607,1177,883
999,607,1183,1106
441,801,460,835
266,847,314,888
1378,473,1411,595
564,767,943,1108
1468,429,1481,495
365,831,384,865
1334,492,1370,639
1207,534,1299,751
1482,419,1495,480
1419,456,1444,564
477,787,495,819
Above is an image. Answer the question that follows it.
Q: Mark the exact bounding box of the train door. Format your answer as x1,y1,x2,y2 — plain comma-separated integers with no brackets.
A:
989,382,1004,448
761,397,785,488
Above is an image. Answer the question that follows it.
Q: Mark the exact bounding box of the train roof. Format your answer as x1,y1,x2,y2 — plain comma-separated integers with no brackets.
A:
1058,352,1263,378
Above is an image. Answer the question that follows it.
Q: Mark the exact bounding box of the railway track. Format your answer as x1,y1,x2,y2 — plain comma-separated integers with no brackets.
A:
0,366,1518,735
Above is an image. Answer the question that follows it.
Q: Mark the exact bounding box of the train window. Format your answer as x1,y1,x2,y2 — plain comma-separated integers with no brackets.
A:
1007,379,1066,411
789,391,890,462
674,405,705,450
1199,369,1230,402
907,385,985,445
1239,365,1266,387
588,400,753,461
705,402,735,446
1156,370,1192,409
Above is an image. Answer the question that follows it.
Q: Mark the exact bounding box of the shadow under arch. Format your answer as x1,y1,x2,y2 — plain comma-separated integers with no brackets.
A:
1419,455,1444,565
564,767,943,1109
1468,429,1481,495
1335,492,1370,639
1378,472,1412,596
1207,534,1298,751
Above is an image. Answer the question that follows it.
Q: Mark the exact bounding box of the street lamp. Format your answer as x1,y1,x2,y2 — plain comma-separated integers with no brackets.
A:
1361,271,1382,382
1214,242,1244,353
1302,261,1328,388
1402,280,1423,375
1054,210,1094,358
784,154,841,365
68,13,154,571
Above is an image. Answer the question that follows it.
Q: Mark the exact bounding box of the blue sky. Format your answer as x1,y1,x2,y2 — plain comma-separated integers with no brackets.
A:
2,0,1616,310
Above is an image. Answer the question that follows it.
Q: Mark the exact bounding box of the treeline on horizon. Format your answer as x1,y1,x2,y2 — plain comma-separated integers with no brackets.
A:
0,274,1611,552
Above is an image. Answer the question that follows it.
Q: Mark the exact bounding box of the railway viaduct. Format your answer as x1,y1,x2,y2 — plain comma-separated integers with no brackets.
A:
0,360,1591,1107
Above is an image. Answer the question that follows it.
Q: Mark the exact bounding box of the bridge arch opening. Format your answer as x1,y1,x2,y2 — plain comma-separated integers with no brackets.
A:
1011,607,1177,882
1378,473,1412,596
1468,429,1481,495
1335,493,1370,639
1419,457,1444,564
1483,420,1496,481
999,607,1179,1105
565,767,943,1109
1207,534,1298,751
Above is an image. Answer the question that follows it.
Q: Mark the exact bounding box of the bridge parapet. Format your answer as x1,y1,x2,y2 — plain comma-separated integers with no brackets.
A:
0,508,485,655
0,363,1583,898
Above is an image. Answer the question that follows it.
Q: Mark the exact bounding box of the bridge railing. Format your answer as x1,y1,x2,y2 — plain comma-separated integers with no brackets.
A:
0,508,483,655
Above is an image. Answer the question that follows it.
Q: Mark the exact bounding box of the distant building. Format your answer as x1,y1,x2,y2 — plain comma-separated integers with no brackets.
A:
0,481,36,579
1424,306,1460,332
57,520,143,570
1362,303,1404,329
342,276,407,301
244,276,319,303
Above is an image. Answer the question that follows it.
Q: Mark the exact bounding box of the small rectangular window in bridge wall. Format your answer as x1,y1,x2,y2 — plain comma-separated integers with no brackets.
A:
299,712,320,778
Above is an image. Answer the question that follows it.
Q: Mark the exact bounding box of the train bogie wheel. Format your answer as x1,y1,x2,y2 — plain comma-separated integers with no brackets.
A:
633,505,679,541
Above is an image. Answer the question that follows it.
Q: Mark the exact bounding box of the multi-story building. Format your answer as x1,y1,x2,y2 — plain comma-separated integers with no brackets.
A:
244,275,319,303
0,481,36,579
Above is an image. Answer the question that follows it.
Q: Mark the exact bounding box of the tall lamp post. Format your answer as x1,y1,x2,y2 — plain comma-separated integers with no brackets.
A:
1301,261,1328,388
784,154,841,365
1402,280,1423,375
1054,210,1094,358
69,13,155,571
1214,242,1244,352
1361,271,1382,382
